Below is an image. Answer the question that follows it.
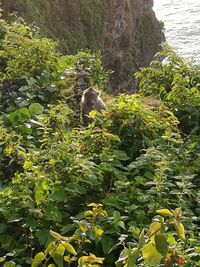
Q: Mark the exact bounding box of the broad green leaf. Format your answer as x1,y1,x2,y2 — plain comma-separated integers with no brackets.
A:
0,235,13,250
31,252,45,267
155,234,168,256
3,262,15,267
17,125,32,134
49,189,67,201
0,223,7,234
8,111,19,125
44,205,62,223
18,107,30,122
62,242,77,255
156,209,173,217
50,230,62,240
29,103,44,115
101,237,113,254
142,242,162,266
61,224,75,235
52,244,65,267
36,230,50,246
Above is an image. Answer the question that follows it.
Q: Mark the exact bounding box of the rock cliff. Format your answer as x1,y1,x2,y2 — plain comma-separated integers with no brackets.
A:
1,0,164,91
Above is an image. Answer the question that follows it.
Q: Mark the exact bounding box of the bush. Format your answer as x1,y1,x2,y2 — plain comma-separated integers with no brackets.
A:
136,44,200,134
0,13,199,267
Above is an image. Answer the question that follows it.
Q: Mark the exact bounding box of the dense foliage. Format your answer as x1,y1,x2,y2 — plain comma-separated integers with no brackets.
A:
0,16,199,267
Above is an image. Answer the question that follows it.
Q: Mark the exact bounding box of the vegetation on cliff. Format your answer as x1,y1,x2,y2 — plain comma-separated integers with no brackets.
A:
0,14,200,267
1,0,164,91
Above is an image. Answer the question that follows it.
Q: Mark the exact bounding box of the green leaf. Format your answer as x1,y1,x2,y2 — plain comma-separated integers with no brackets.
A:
35,188,46,205
0,235,13,250
23,161,33,170
0,223,7,234
155,234,168,256
138,229,145,249
29,103,44,115
52,244,65,267
36,230,50,246
142,242,162,266
101,237,113,254
49,189,67,201
31,252,45,267
44,205,62,223
127,248,139,267
8,111,19,125
61,225,75,235
18,107,30,122
3,262,15,267
17,125,32,135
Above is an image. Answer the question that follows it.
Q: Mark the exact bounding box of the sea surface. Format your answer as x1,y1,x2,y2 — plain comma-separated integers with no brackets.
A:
153,0,200,64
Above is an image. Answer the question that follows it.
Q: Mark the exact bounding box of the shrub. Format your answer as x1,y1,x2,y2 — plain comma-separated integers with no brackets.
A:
136,44,200,134
101,94,180,159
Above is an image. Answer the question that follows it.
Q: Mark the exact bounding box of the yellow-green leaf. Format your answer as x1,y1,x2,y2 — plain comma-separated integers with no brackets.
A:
173,207,182,218
45,241,56,255
176,222,186,241
50,230,62,240
148,222,161,241
31,252,45,267
0,257,5,263
156,209,173,217
52,244,65,267
142,242,162,266
94,226,104,237
84,210,94,217
62,242,77,255
23,161,33,170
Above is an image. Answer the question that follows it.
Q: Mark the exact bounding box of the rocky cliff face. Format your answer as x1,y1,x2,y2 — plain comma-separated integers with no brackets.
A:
1,0,164,91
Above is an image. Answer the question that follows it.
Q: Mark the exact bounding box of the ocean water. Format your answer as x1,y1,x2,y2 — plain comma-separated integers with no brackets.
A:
153,0,200,64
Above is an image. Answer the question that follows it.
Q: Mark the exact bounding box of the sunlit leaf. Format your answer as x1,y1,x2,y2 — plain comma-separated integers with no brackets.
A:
29,103,44,115
175,222,186,241
148,222,161,241
52,244,65,267
50,230,62,240
156,209,173,217
31,252,45,267
62,242,77,255
142,242,162,266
